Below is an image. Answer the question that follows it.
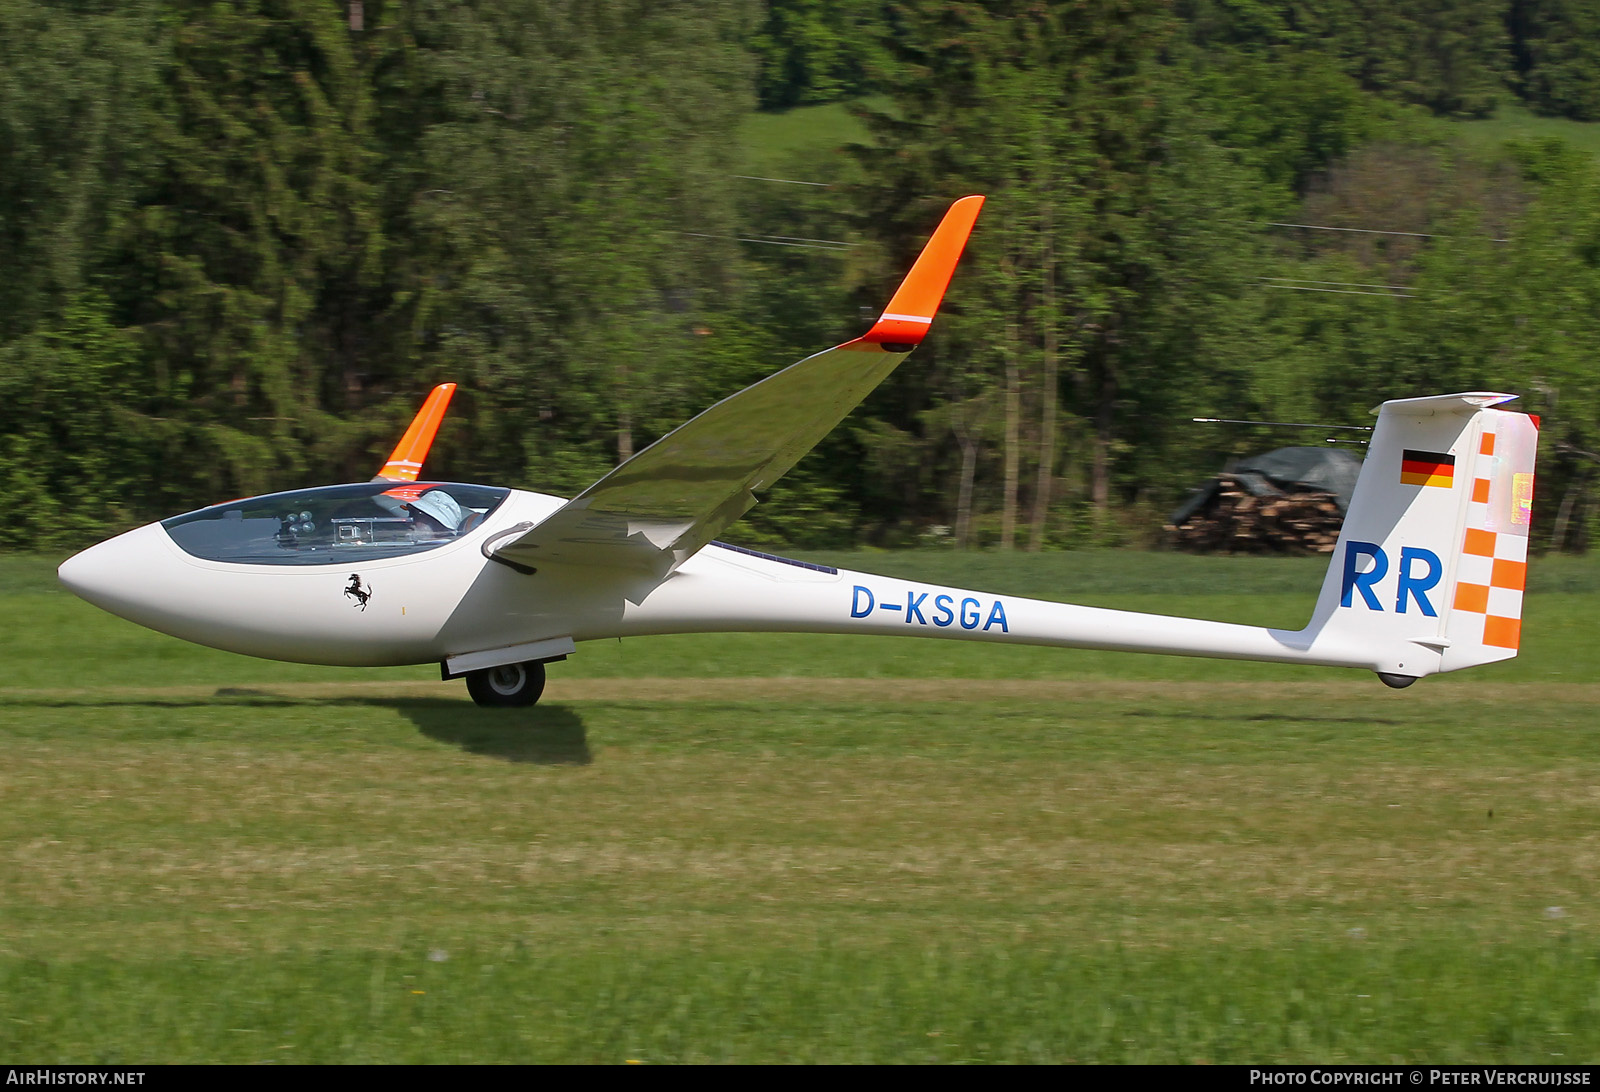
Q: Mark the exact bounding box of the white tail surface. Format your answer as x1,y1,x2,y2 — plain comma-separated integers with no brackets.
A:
1303,393,1538,680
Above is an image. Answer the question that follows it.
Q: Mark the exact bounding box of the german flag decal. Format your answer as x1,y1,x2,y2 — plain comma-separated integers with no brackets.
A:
1401,449,1456,488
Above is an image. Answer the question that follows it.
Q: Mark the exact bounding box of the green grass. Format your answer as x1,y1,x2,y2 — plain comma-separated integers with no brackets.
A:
737,101,872,177
7,941,1597,1064
1444,101,1600,162
3,548,1600,1062
736,98,1600,189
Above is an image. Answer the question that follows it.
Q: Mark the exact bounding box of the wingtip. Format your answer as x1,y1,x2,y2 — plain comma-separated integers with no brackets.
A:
375,382,458,483
862,195,985,348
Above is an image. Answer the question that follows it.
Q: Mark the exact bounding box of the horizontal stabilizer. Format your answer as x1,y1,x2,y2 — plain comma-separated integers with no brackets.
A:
1371,392,1519,417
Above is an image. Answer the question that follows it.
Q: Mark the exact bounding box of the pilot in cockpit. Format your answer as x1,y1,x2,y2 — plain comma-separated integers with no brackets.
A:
408,488,470,538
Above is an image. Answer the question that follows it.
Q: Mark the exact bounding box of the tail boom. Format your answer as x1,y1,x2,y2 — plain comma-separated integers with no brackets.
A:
607,553,1414,673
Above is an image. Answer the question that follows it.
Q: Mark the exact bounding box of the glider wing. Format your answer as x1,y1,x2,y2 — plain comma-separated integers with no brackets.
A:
491,195,984,575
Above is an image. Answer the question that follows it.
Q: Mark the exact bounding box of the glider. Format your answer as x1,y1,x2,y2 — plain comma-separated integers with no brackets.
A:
59,195,1539,706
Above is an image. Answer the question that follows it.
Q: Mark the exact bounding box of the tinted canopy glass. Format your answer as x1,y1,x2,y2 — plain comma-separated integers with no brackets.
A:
162,482,510,566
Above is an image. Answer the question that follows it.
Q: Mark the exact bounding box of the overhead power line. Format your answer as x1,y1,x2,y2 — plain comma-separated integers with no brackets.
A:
1192,417,1372,431
1258,221,1511,243
750,233,857,248
1259,276,1416,298
1262,276,1411,291
1260,285,1415,297
1192,416,1372,445
730,174,833,187
678,231,855,252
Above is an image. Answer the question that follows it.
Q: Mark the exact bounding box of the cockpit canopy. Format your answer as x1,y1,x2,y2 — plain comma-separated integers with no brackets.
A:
162,482,510,566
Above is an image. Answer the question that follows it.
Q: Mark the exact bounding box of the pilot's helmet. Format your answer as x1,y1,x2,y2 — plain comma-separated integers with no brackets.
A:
411,489,467,531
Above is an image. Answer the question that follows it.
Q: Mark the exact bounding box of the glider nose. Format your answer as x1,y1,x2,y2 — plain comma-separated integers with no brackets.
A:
58,523,174,620
58,535,122,608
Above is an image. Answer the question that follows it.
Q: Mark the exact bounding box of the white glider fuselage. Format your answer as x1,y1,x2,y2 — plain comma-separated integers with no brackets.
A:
57,482,1349,672
52,471,1455,682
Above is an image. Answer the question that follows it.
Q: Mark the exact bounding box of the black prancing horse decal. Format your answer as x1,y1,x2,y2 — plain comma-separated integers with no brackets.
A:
344,574,371,611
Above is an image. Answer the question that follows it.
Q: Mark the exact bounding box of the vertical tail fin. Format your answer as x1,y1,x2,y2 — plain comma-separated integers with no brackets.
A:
1302,393,1539,682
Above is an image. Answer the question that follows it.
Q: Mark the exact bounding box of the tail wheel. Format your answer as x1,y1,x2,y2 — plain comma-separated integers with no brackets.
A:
465,660,547,707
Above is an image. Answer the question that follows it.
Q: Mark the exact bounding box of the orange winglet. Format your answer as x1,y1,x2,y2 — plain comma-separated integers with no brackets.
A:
376,383,456,482
862,194,985,348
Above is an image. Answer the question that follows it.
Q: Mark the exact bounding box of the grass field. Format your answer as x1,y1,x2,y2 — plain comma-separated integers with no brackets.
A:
737,101,873,177
1445,101,1600,163
2,548,1599,1063
737,97,1600,199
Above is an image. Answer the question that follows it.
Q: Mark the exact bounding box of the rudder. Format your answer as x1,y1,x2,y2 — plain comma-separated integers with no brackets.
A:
1440,406,1539,671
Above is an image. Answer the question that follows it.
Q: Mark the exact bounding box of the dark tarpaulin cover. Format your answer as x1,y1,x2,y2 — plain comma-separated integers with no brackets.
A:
1170,446,1363,526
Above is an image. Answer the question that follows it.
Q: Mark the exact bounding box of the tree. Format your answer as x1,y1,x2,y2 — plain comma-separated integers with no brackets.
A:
1182,0,1510,119
395,1,755,497
0,293,147,549
850,0,1281,546
1509,0,1600,120
121,0,385,505
751,0,887,109
0,0,165,341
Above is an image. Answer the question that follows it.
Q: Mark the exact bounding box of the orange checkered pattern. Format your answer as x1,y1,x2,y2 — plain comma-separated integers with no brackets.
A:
1451,430,1526,650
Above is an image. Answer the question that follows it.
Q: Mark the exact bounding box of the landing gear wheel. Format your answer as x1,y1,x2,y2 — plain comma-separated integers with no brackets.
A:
465,660,547,707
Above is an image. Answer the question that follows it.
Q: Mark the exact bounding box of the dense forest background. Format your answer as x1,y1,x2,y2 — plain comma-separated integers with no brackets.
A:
6,0,1600,553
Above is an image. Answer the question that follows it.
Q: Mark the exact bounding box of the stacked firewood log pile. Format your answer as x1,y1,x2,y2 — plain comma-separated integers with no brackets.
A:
1167,474,1345,554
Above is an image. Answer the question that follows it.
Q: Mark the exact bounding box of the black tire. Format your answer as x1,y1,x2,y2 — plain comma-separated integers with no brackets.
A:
465,660,547,707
